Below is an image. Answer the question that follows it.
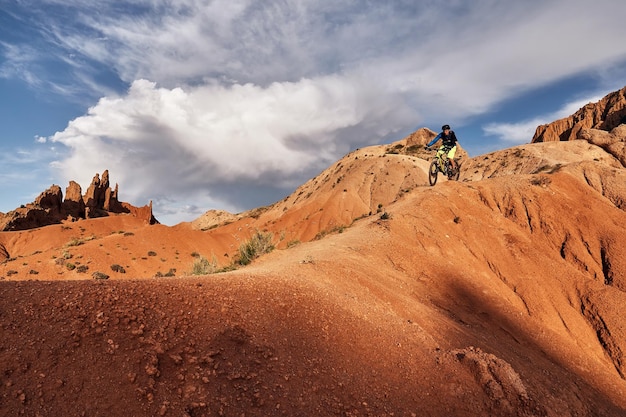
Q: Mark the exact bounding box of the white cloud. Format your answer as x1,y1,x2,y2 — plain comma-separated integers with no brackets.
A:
48,76,411,224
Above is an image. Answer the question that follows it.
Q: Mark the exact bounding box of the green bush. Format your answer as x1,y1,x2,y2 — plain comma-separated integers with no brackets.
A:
237,231,275,266
92,271,109,280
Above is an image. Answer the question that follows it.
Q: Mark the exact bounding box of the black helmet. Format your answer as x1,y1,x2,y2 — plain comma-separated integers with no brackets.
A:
442,124,451,130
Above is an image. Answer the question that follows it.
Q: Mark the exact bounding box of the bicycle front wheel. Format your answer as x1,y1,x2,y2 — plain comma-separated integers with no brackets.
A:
428,160,438,186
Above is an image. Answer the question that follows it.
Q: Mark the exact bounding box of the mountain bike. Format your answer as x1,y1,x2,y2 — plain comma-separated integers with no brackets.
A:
427,148,460,186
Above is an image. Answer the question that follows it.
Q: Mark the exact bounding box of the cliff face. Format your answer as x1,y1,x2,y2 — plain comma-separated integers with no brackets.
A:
532,86,626,143
0,170,158,231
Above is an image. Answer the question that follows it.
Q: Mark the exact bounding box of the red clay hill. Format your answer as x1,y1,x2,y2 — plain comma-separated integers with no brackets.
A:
1,87,626,417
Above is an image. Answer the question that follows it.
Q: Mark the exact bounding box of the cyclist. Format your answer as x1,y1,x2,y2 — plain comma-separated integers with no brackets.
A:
426,124,459,171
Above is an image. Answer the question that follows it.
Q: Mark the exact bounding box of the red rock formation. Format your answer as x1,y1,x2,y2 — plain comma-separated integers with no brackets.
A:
0,170,158,231
63,180,85,219
578,124,626,167
532,86,626,143
404,127,437,147
121,201,159,225
34,184,63,216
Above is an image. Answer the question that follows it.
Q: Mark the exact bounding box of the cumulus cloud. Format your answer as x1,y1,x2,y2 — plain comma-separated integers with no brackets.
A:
49,76,411,224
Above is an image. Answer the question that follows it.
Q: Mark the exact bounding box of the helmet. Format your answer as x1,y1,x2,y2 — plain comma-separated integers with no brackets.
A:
442,124,451,131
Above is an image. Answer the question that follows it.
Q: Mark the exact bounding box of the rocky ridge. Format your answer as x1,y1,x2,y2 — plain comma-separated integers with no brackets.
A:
0,169,157,231
532,85,626,143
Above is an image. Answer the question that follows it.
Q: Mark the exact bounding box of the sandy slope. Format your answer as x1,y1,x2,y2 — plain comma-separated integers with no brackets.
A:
1,139,626,416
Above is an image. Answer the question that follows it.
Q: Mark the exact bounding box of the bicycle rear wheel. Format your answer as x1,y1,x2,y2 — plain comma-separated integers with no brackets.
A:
428,160,438,186
447,163,460,181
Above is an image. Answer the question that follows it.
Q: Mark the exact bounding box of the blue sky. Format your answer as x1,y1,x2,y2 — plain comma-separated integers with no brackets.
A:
1,0,626,225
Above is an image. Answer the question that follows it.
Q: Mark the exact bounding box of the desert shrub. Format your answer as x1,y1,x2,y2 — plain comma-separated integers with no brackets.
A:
66,263,76,271
406,144,421,153
77,265,89,273
191,256,217,275
154,268,176,278
314,225,347,240
111,264,126,273
147,251,157,257
379,212,392,220
66,238,84,247
237,231,275,266
7,270,18,276
29,270,39,275
216,264,238,273
65,235,96,247
314,230,328,240
533,164,562,174
286,240,301,248
92,271,109,280
530,176,552,187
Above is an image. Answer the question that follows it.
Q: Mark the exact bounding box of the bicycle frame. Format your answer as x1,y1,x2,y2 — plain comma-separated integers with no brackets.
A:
428,147,459,186
434,151,451,174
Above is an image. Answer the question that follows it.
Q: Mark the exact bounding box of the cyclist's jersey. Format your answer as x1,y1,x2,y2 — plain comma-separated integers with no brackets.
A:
427,130,458,149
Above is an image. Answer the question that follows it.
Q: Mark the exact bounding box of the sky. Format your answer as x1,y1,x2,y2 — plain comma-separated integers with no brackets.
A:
1,0,626,225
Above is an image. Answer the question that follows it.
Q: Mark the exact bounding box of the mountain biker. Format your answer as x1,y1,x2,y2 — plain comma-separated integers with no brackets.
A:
426,124,459,171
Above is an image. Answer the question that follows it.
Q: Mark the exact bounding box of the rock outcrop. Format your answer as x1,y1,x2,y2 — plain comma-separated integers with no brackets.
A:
0,170,158,231
386,127,470,161
83,170,126,218
532,85,626,143
64,180,85,220
578,124,626,167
